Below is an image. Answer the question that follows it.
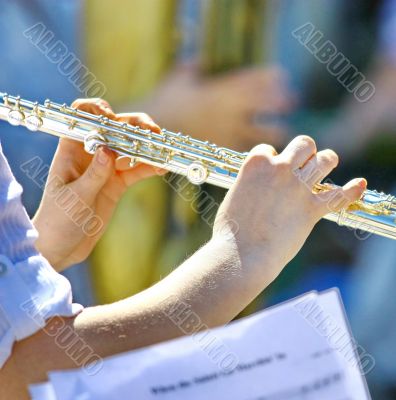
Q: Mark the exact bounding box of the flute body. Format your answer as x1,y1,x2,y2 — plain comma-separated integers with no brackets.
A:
0,93,395,240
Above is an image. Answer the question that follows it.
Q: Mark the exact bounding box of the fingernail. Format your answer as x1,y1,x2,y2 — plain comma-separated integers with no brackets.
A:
357,178,367,188
96,147,109,165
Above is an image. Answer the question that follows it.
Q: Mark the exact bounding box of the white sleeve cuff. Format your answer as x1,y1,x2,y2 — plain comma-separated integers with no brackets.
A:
0,254,83,368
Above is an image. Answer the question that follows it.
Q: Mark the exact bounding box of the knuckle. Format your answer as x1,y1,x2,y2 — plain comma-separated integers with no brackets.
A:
255,144,277,155
130,113,149,125
93,97,104,104
140,113,154,124
141,112,153,120
246,152,269,165
87,166,102,181
98,100,111,109
71,98,84,106
243,152,271,174
120,114,135,124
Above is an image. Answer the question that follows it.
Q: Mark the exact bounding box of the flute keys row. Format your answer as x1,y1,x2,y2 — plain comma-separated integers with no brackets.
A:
7,109,43,132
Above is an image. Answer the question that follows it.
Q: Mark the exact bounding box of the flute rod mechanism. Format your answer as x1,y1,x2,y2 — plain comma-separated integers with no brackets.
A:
0,92,395,240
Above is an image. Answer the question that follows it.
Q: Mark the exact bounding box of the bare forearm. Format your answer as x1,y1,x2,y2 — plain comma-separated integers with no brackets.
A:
73,237,276,357
7,237,276,393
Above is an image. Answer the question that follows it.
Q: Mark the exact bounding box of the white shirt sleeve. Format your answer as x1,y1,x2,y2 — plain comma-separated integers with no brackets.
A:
0,254,83,368
0,141,83,369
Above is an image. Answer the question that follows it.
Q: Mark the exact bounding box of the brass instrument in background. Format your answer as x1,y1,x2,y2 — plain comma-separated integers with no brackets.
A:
200,0,267,74
1,93,396,240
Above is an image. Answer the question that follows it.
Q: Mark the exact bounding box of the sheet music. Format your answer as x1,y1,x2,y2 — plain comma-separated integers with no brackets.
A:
30,289,370,400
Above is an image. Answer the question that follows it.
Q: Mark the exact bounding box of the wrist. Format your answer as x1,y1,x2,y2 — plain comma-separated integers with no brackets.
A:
32,214,64,269
210,233,283,290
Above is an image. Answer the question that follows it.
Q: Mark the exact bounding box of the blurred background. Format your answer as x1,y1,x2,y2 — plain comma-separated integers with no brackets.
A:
1,0,396,398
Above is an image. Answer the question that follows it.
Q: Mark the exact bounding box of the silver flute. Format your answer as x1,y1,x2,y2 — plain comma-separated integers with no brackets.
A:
0,93,395,240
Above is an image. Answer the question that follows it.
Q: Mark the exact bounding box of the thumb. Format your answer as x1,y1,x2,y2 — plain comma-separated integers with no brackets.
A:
69,146,115,204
